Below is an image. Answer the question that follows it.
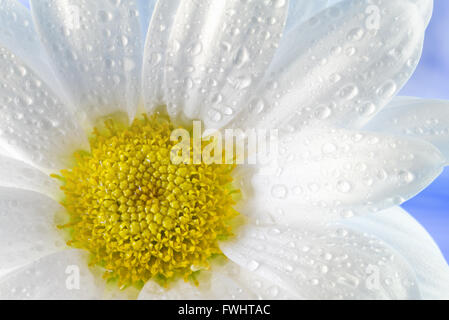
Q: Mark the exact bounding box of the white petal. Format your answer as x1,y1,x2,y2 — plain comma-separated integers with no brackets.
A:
343,206,449,299
410,0,433,26
327,0,344,5
238,128,445,224
0,0,43,64
0,0,62,92
139,262,297,300
136,0,157,42
0,249,104,299
30,0,142,126
364,97,449,160
0,46,88,171
220,223,421,299
0,188,65,271
141,0,179,109
284,0,328,31
230,0,426,133
142,0,289,130
0,155,60,198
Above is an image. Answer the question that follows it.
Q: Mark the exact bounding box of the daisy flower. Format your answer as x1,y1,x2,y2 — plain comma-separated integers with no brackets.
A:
0,0,448,300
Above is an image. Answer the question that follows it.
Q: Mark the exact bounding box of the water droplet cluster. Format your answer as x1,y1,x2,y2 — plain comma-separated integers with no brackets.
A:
220,225,419,299
32,0,142,122
0,46,86,169
231,0,424,133
143,0,288,129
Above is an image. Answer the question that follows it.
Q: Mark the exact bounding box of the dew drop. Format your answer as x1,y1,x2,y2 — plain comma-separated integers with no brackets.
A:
337,180,352,193
399,170,415,184
234,47,250,68
188,42,203,56
338,84,359,100
273,0,286,8
358,102,377,117
97,10,114,23
208,109,222,122
347,28,365,41
249,98,265,114
315,105,332,119
271,185,288,199
377,80,397,99
247,260,260,271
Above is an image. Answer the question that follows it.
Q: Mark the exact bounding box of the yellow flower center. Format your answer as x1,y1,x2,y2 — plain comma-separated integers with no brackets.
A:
54,113,239,288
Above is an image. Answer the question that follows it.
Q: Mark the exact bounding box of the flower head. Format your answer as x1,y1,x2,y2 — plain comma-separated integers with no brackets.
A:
0,0,448,300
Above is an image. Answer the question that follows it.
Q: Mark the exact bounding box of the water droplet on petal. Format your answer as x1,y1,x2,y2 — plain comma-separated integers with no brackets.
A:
271,185,288,199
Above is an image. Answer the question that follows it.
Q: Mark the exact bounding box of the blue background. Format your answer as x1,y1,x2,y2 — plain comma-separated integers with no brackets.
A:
400,1,449,263
16,0,449,262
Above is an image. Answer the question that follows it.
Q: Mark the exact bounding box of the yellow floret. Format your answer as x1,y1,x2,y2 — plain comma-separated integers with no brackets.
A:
55,113,239,288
